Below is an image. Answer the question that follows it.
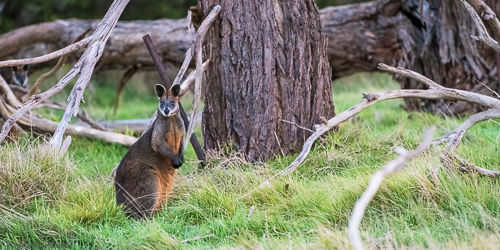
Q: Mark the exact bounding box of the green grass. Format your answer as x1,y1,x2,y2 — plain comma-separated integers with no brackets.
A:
1,72,499,249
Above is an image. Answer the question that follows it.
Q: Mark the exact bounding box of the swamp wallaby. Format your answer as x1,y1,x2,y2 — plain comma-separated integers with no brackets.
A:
114,83,185,219
11,65,29,87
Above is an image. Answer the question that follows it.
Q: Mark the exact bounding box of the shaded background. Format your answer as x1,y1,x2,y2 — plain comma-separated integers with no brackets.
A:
0,0,367,33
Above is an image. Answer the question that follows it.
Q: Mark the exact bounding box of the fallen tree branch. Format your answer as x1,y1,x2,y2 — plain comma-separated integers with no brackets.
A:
348,128,435,250
0,0,130,149
434,109,500,147
243,64,500,198
461,0,500,52
0,90,136,146
379,64,500,178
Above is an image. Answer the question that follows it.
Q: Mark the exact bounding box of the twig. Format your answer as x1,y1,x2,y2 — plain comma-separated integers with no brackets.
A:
475,79,500,99
0,203,30,220
442,151,499,178
280,119,315,133
248,205,256,218
348,128,435,250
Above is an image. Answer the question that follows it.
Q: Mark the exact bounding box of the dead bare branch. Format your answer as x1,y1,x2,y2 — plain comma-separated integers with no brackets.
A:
0,0,130,149
379,64,500,178
461,0,500,52
48,0,130,150
166,5,220,151
378,64,500,109
0,87,136,146
24,29,91,101
348,128,435,250
280,119,315,133
178,60,210,97
113,64,140,115
243,64,500,198
0,37,92,68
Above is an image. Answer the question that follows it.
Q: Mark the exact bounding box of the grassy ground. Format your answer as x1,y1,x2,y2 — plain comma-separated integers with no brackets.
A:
1,72,499,249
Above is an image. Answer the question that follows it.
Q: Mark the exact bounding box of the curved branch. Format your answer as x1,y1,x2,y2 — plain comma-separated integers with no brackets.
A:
244,64,500,198
462,0,500,52
348,128,434,250
0,37,91,68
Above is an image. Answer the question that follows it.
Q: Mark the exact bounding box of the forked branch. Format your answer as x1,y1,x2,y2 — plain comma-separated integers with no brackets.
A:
0,0,130,149
461,0,500,52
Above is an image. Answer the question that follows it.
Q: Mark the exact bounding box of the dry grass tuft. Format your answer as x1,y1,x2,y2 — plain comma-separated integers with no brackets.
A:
0,141,75,210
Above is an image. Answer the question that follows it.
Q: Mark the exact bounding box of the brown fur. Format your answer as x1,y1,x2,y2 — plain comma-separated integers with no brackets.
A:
114,84,185,219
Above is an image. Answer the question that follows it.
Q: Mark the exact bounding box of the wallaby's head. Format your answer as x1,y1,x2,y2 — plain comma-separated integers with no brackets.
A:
155,83,181,117
11,65,29,87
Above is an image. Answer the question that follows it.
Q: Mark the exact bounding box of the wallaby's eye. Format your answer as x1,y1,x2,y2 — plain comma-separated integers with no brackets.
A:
11,66,17,72
23,65,29,71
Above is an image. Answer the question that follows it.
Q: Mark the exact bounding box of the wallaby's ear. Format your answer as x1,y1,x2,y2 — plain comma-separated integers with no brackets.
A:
23,65,29,71
171,84,180,97
155,84,166,98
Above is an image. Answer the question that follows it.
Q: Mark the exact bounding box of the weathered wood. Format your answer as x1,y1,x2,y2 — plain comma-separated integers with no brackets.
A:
49,0,131,149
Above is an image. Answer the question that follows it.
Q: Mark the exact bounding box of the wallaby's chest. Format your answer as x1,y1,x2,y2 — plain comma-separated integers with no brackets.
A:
164,125,183,154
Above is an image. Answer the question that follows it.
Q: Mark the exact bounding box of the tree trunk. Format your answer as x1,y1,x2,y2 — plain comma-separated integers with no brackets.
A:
198,0,335,161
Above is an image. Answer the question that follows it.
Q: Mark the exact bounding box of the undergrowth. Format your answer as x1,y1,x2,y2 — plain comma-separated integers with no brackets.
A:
0,72,499,249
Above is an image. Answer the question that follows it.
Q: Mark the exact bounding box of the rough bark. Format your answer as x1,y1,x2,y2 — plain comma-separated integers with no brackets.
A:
198,0,335,161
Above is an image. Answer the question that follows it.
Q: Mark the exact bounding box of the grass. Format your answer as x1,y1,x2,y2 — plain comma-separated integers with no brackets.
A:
1,72,499,249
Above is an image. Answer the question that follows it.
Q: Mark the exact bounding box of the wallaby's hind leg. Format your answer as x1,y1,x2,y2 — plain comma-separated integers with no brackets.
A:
115,165,159,219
